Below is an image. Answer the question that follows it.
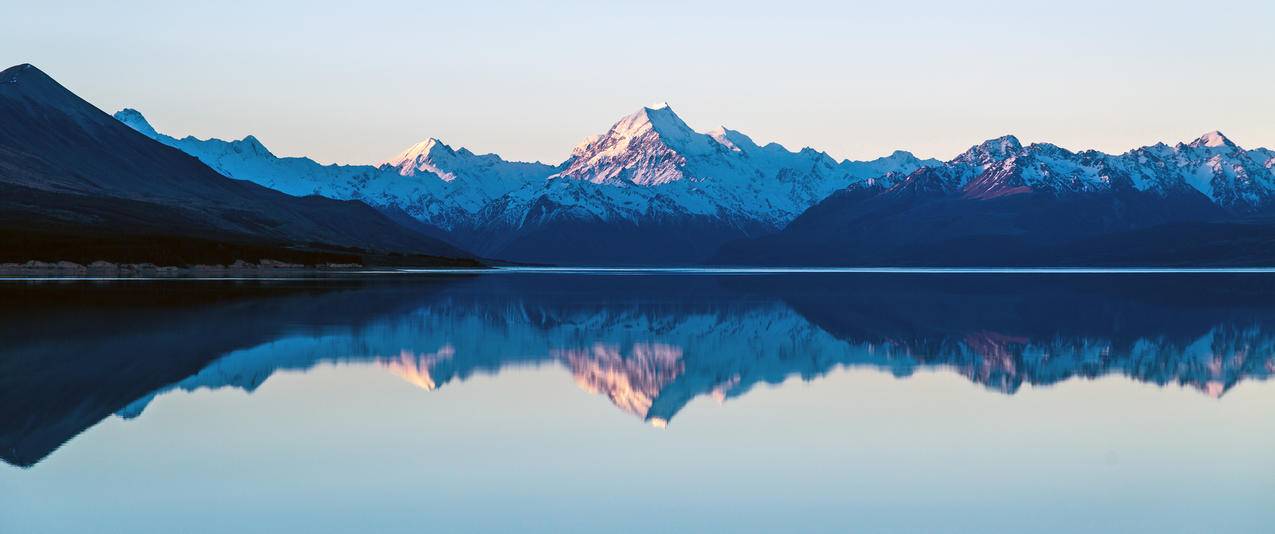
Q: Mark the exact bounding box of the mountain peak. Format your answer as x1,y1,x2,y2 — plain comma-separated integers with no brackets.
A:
567,102,708,160
881,149,925,163
1,63,116,128
113,108,157,137
620,103,718,157
1,63,65,96
386,137,467,180
952,134,1022,166
1188,130,1236,149
390,137,453,162
237,134,272,156
707,126,758,153
611,103,691,138
1,63,44,85
981,134,1023,155
555,103,717,185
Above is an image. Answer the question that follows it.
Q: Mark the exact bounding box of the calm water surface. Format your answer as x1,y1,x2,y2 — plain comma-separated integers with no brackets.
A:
1,272,1272,533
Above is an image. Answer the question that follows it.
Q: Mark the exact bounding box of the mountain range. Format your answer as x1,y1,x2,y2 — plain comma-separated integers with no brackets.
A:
5,62,1275,267
718,131,1275,265
0,64,473,267
116,102,939,264
118,100,1275,267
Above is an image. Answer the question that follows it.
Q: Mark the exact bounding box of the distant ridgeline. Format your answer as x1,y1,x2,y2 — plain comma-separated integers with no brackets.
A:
3,273,1274,467
118,97,1275,266
3,62,1275,266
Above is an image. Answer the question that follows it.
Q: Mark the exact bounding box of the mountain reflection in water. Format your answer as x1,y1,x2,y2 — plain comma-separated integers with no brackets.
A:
3,272,1275,467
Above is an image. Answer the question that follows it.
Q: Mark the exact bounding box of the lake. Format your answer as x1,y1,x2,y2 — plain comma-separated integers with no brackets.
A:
2,270,1272,533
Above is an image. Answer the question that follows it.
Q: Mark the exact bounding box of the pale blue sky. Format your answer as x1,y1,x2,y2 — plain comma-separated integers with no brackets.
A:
3,0,1272,164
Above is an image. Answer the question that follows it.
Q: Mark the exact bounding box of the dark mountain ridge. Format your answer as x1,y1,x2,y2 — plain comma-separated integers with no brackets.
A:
0,64,476,267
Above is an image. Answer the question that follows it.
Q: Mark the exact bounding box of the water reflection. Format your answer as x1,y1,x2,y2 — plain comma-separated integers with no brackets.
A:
3,273,1275,467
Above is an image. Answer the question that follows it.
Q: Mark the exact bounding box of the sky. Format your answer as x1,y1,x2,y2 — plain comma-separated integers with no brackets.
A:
3,0,1273,165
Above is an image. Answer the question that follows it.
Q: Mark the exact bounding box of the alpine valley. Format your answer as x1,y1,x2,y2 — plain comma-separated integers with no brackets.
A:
5,63,1275,267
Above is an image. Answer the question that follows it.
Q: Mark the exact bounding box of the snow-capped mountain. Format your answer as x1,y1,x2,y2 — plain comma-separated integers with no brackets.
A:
718,130,1275,266
115,102,1275,265
547,103,936,227
837,130,1275,210
385,137,559,216
116,108,389,198
874,134,1025,195
113,109,555,233
463,104,939,263
555,103,717,186
116,103,938,263
959,131,1275,209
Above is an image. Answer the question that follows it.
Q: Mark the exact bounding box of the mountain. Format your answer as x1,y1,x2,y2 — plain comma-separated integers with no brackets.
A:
715,131,1275,266
119,103,937,264
451,103,938,265
0,64,474,266
116,109,556,234
114,94,1275,267
550,103,936,226
386,137,555,190
461,104,937,263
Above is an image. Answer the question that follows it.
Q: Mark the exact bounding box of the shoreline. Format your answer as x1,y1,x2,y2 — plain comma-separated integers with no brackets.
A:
0,260,369,277
7,263,1275,279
